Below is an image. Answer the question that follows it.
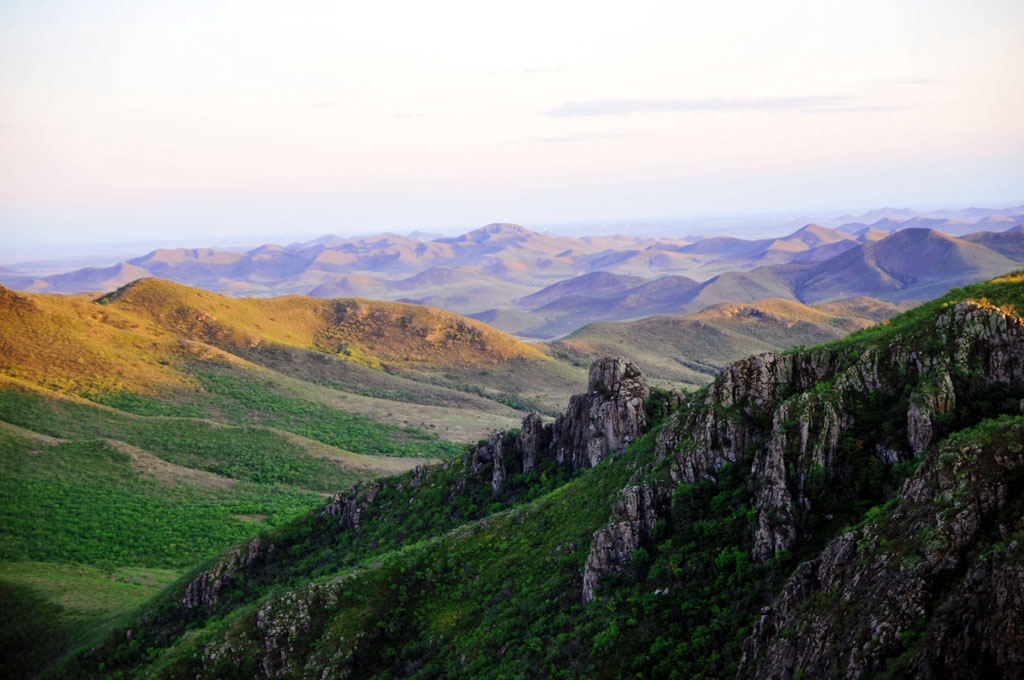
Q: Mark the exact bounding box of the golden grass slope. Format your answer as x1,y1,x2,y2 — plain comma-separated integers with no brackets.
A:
0,285,191,397
0,279,559,438
95,278,545,369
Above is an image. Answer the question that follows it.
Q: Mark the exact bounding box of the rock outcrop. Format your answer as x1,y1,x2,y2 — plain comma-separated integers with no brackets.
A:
180,537,273,613
655,300,1024,564
461,357,648,494
553,358,649,470
582,484,668,603
324,481,382,530
738,417,1024,679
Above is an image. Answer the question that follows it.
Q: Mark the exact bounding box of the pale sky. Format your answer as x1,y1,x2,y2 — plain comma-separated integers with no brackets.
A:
1,0,1023,246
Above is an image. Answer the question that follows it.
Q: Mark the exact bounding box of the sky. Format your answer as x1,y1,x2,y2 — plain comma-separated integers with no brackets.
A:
1,0,1023,246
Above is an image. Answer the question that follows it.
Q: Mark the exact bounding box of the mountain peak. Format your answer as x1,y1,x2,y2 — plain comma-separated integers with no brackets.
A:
479,223,531,235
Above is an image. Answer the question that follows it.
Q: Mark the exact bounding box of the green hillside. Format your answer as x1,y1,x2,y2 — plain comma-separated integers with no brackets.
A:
0,280,574,678
43,271,1024,680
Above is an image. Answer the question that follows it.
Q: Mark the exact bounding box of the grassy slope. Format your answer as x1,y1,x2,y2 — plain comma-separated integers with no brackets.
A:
0,279,577,432
547,297,894,388
1,280,554,677
95,278,583,412
53,273,1024,680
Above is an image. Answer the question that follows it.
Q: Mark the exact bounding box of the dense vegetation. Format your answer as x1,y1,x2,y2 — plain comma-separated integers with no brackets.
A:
0,429,319,568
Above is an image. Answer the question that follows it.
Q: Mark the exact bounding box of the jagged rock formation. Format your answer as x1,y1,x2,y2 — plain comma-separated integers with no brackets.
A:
180,537,274,613
324,481,382,530
655,300,1024,563
738,418,1024,679
582,484,668,603
552,358,649,470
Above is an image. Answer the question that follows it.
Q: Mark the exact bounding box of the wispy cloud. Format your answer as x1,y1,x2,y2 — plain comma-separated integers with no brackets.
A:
545,95,856,117
311,101,340,108
536,133,639,143
488,66,561,77
803,104,914,114
870,76,940,86
366,113,425,120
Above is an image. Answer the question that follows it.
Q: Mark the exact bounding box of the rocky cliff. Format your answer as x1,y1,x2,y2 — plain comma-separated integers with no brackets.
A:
552,358,649,470
654,299,1024,564
581,483,668,603
738,417,1024,679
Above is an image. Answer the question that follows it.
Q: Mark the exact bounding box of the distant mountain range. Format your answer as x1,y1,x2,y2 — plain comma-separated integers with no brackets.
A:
2,214,1022,340
474,226,1024,337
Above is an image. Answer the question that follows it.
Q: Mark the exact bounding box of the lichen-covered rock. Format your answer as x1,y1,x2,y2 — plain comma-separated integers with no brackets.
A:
750,392,848,562
582,484,667,604
907,371,956,454
738,418,1024,679
553,357,649,470
519,412,551,475
324,481,382,531
180,537,273,612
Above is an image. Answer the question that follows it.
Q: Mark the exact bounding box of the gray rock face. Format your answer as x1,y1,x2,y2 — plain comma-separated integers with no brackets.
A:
180,537,273,613
738,418,1024,680
553,357,650,470
324,481,381,531
656,300,1024,565
582,484,667,604
519,412,551,475
907,371,955,454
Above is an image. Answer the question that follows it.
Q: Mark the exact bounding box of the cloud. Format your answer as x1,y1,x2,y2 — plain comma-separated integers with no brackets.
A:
545,95,856,117
366,113,425,120
488,66,561,76
870,76,940,86
536,133,639,143
803,104,914,114
311,101,340,108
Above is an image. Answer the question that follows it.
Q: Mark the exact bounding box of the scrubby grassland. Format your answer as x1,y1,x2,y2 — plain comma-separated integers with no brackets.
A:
0,427,320,679
0,428,321,569
0,389,437,489
0,561,178,680
50,273,1024,680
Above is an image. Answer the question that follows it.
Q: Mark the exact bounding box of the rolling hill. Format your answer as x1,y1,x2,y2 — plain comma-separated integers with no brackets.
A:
546,297,898,387
794,228,1021,301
